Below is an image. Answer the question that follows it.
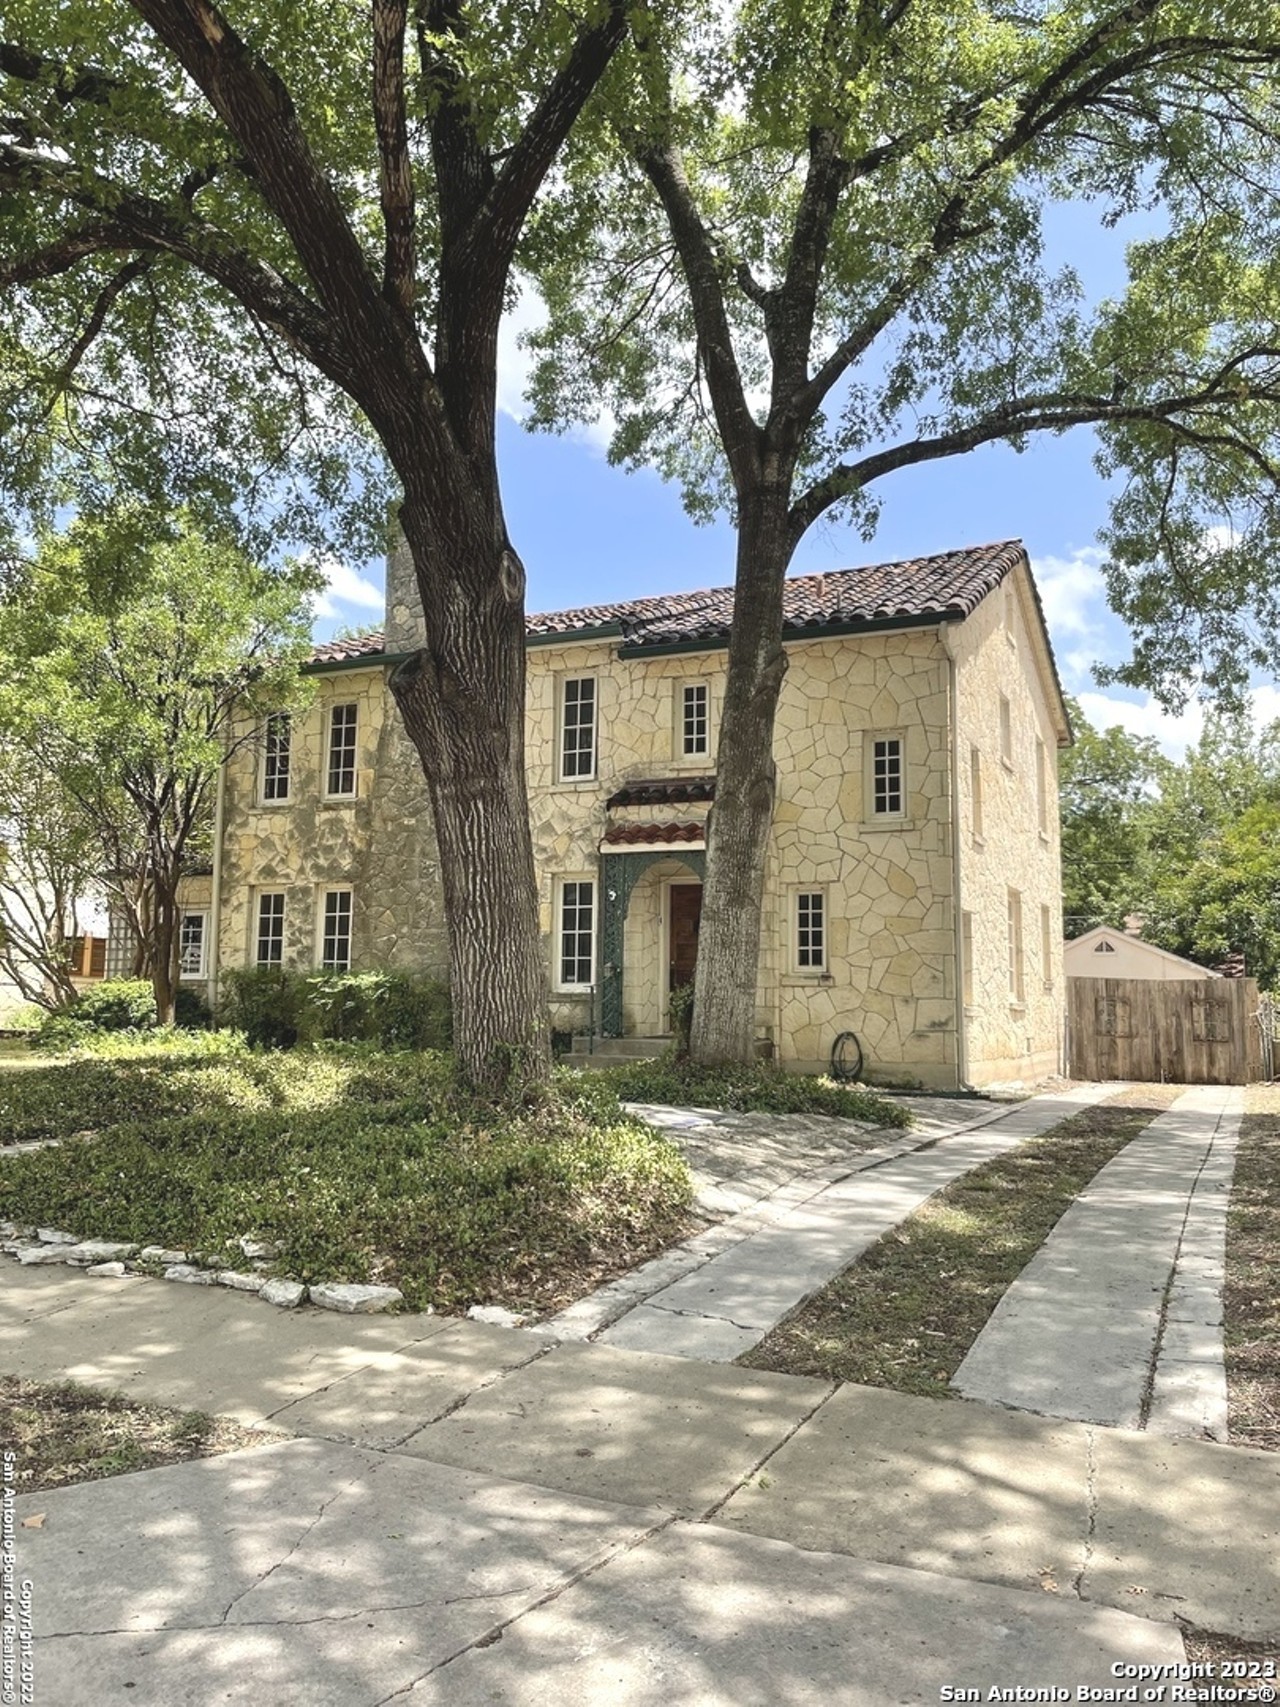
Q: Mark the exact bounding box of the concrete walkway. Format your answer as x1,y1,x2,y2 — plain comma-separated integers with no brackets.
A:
5,1262,1277,1705
545,1083,1118,1359
953,1085,1243,1434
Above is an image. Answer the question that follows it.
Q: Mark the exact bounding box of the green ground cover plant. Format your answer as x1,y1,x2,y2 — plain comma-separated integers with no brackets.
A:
601,1055,909,1125
741,1086,1180,1395
0,1376,276,1493
0,1041,693,1313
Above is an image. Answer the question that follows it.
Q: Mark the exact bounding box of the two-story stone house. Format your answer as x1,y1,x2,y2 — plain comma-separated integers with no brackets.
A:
177,537,1070,1089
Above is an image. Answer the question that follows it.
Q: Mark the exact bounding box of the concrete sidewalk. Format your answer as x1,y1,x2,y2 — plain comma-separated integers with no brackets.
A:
4,1261,1277,1705
953,1085,1243,1432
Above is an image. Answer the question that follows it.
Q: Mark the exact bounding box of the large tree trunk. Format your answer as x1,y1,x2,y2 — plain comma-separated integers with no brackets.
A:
389,484,550,1093
690,488,796,1066
151,870,179,1027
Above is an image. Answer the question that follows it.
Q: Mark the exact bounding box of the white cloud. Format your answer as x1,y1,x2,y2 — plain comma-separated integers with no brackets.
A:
309,555,384,621
498,282,616,455
1030,546,1108,640
1076,683,1280,761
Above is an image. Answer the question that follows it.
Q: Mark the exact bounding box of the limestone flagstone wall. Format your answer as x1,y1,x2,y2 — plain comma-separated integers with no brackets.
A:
952,565,1067,1086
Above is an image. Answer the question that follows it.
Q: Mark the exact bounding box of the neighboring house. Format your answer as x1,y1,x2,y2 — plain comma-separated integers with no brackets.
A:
181,537,1071,1090
1064,925,1222,983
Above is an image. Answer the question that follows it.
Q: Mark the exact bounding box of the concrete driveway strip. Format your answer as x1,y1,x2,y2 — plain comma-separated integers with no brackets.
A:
600,1083,1119,1361
952,1085,1242,1429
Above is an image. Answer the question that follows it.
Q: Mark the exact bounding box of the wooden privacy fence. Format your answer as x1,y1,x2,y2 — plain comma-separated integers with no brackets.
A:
1067,975,1265,1086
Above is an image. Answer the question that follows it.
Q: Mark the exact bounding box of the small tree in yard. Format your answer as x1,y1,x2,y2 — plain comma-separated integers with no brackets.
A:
0,513,316,1024
0,750,102,1010
529,0,1280,1065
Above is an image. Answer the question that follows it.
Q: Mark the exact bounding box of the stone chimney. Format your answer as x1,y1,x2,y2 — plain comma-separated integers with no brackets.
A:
384,525,427,655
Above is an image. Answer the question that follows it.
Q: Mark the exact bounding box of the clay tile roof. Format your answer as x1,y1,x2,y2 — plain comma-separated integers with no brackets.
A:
305,541,1027,669
602,821,707,846
528,540,1026,649
606,776,716,809
307,631,387,666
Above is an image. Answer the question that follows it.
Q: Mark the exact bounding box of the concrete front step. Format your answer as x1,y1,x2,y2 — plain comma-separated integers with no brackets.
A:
563,1035,669,1069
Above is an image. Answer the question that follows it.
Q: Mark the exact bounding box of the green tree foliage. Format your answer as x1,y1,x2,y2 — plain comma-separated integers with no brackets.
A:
1059,698,1165,935
527,0,1280,1061
0,512,317,1023
1140,717,1280,984
1063,704,1280,986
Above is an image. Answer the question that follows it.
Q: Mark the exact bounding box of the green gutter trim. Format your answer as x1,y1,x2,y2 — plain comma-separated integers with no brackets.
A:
302,649,411,676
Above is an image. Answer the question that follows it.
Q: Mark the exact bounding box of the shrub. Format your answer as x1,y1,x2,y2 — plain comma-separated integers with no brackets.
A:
220,968,451,1051
33,980,156,1048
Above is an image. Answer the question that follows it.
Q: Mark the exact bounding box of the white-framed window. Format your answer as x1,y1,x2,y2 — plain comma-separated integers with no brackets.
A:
326,703,358,798
557,879,595,989
261,712,291,803
795,889,826,972
256,893,286,967
961,910,975,1007
178,910,208,979
1000,695,1013,768
558,676,597,781
319,888,353,971
1035,737,1049,835
866,732,906,819
678,681,710,758
970,745,984,843
1041,904,1054,988
1007,889,1024,1005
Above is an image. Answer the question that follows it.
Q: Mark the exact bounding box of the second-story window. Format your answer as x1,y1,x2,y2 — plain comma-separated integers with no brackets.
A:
680,683,709,757
327,703,358,797
870,734,904,816
559,677,596,781
262,713,291,803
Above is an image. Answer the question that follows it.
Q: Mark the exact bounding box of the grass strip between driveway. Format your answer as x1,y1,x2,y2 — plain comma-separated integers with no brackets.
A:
741,1084,1182,1396
1225,1090,1280,1451
0,1375,280,1494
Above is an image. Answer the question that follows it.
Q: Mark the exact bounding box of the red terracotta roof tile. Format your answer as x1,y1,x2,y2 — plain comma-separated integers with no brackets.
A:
602,822,707,846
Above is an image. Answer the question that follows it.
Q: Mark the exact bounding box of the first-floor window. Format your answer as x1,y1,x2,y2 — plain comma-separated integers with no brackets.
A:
1007,889,1024,1004
321,889,353,971
796,890,826,970
179,910,208,978
256,893,286,966
559,880,594,988
1041,903,1054,987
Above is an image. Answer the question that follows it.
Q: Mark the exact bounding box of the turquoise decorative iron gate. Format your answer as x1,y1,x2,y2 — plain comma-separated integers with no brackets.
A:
598,848,705,1036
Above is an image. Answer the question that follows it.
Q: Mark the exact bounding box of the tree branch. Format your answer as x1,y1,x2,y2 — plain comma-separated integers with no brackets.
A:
372,0,416,317
632,136,763,489
790,381,1280,537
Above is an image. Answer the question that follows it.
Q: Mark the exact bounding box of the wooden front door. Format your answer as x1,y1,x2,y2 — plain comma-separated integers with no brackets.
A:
668,884,702,995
